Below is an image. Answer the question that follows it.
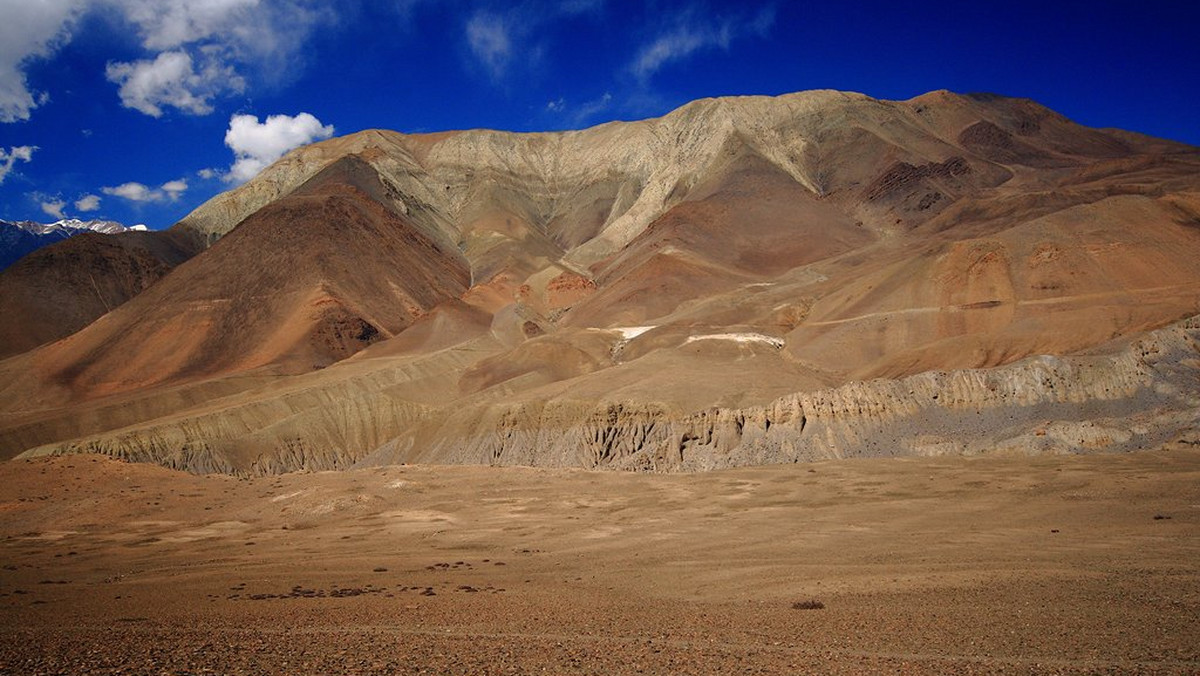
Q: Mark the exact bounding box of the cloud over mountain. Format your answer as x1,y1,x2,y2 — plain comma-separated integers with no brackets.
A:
74,194,101,212
631,5,775,81
224,112,334,183
39,197,67,220
102,178,188,203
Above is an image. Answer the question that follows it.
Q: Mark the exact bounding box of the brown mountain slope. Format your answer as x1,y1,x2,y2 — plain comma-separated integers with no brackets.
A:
2,89,1200,473
0,228,201,359
20,155,469,400
559,148,874,328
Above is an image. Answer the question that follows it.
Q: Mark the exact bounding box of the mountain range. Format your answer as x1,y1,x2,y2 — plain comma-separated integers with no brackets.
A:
0,218,146,271
1,89,1198,475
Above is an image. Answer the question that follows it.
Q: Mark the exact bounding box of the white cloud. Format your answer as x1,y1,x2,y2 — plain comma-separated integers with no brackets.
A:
546,98,565,113
224,111,334,183
74,193,101,211
106,49,244,117
465,12,512,80
114,0,259,51
631,6,775,81
2,0,336,123
197,168,218,179
117,0,337,91
0,0,86,122
161,178,187,198
102,182,156,202
40,198,67,220
0,145,37,184
101,177,188,202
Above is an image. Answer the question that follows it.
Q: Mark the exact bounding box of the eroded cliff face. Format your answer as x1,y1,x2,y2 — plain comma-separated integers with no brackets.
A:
17,363,436,475
363,316,1200,473
20,315,1200,476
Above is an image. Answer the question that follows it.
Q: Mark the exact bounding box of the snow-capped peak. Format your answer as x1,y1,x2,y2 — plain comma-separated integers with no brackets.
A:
1,217,153,271
2,218,146,235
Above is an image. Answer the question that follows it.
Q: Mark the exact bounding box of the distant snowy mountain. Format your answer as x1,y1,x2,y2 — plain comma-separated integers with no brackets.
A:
0,218,148,271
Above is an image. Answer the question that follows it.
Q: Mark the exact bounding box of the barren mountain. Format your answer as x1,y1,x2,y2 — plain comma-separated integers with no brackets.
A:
0,218,147,271
0,227,202,359
1,89,1198,473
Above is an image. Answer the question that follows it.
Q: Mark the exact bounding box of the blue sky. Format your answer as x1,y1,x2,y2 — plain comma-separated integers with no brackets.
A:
0,0,1196,229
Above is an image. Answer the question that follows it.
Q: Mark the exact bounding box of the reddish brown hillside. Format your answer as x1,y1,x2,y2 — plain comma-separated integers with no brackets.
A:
0,229,201,359
28,155,469,399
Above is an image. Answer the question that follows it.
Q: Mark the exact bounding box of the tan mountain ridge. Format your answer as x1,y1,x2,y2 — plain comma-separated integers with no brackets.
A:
2,89,1199,473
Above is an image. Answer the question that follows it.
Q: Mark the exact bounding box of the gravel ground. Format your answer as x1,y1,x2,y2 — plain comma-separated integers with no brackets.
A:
2,449,1198,674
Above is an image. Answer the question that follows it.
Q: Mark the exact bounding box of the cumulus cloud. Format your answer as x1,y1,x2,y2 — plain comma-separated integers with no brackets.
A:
112,0,335,109
102,182,155,202
106,49,245,117
74,193,101,211
197,168,218,180
224,112,334,183
161,178,187,199
115,0,259,51
0,145,37,184
101,178,188,202
2,0,336,122
0,0,86,122
118,0,336,83
40,197,67,220
631,5,775,81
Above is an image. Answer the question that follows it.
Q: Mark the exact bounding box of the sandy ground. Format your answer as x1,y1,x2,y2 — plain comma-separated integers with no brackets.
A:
1,449,1198,674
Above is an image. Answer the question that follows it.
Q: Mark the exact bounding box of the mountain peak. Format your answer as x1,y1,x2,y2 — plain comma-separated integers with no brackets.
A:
0,217,146,272
3,218,143,236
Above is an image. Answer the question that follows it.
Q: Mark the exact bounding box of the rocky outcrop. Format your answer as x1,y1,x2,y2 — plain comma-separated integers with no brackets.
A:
361,315,1200,473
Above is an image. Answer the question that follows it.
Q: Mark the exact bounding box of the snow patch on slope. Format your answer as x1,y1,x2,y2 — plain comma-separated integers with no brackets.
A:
684,332,785,349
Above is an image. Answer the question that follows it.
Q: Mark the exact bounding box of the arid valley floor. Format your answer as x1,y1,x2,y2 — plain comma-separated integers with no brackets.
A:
2,445,1198,674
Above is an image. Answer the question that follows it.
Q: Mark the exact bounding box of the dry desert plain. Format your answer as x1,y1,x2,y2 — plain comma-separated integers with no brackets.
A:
1,444,1198,674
